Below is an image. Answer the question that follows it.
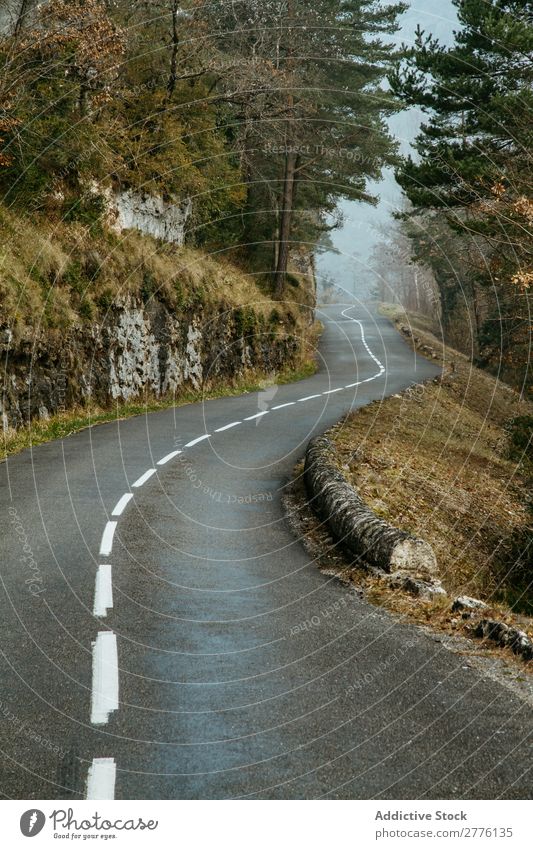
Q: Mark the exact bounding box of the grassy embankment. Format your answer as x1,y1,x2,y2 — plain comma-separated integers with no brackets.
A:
0,206,320,458
308,303,532,649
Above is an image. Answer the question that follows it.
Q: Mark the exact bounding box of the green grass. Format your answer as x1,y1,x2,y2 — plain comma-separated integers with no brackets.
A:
1,359,319,460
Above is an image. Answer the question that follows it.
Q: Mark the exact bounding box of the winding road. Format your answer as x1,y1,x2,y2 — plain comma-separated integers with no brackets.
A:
1,305,531,800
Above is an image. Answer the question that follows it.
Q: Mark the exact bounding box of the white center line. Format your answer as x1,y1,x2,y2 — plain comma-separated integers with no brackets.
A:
86,758,116,800
111,493,133,517
99,522,117,557
132,468,156,488
185,434,211,448
157,450,182,466
215,422,241,433
91,631,119,726
93,565,113,618
341,307,386,374
244,412,269,421
323,387,343,395
345,381,362,389
271,402,295,410
298,394,321,402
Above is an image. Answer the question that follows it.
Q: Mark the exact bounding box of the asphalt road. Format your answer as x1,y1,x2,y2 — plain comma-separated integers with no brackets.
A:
0,304,531,800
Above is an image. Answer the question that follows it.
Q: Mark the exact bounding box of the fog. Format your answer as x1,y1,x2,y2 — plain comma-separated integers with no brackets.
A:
317,1,459,301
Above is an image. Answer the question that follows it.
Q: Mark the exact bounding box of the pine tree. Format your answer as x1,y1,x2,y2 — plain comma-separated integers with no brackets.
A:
198,0,408,294
392,0,533,392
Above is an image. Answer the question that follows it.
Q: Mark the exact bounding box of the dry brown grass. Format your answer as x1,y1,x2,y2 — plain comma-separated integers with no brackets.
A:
328,306,532,611
0,206,312,340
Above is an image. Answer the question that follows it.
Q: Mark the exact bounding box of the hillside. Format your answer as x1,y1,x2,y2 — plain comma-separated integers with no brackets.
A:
0,205,318,457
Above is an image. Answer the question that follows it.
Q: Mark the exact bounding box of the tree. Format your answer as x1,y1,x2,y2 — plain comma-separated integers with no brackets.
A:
37,0,125,116
392,0,533,393
368,216,441,318
197,0,408,295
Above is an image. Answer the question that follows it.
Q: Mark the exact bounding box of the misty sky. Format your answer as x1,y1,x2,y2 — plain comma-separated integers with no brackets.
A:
317,0,459,300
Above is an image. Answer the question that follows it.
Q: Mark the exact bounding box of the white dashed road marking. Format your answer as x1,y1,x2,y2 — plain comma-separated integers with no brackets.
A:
132,468,156,488
86,758,116,800
157,450,182,466
111,493,133,517
185,434,211,448
91,631,119,726
89,307,388,791
93,564,113,618
244,412,269,421
215,422,242,433
99,521,117,557
341,307,386,375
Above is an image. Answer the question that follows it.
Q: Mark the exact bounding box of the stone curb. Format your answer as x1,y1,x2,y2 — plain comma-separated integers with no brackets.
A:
304,436,440,587
304,437,532,663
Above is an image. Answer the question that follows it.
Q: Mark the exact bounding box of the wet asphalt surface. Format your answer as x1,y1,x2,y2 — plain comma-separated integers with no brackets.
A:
0,304,531,799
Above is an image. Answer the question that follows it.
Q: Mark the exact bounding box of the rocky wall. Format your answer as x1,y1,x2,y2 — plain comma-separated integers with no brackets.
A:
0,297,301,430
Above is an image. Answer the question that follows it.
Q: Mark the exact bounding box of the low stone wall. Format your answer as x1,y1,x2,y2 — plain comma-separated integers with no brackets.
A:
304,436,438,579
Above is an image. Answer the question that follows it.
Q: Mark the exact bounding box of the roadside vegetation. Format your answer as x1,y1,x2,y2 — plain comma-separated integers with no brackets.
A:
0,206,315,342
287,305,532,664
386,0,533,398
0,0,407,305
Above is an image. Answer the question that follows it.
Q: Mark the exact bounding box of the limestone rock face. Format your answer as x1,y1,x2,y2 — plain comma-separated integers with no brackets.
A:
112,190,192,246
0,297,300,430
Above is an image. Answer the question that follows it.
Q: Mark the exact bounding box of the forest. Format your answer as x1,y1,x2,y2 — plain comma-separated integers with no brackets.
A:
0,0,406,296
388,0,532,397
0,1,531,393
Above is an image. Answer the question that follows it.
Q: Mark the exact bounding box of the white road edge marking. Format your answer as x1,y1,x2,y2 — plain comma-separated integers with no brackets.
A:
215,422,241,433
157,450,182,466
93,565,113,618
111,493,133,517
185,434,211,448
86,758,116,800
271,402,295,410
91,631,119,725
132,468,156,488
244,412,269,421
99,521,117,557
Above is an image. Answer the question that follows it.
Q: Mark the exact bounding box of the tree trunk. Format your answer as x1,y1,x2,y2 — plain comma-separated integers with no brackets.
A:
274,0,296,299
78,79,89,117
14,0,31,38
167,0,179,98
471,279,481,355
274,148,297,298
